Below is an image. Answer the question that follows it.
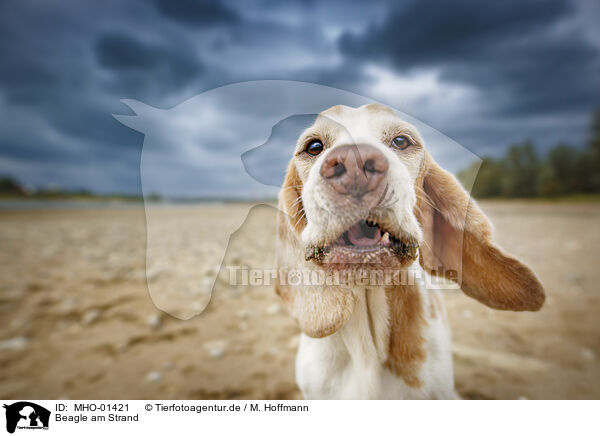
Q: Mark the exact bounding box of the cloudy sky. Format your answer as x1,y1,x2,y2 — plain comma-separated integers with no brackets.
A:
0,0,599,197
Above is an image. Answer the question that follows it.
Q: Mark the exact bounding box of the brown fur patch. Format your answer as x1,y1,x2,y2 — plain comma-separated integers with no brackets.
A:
363,103,396,115
281,160,306,235
321,104,346,116
460,231,546,310
384,285,427,388
415,153,545,311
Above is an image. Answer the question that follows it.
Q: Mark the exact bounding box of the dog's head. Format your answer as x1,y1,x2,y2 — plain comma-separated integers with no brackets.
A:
277,103,545,337
286,103,424,270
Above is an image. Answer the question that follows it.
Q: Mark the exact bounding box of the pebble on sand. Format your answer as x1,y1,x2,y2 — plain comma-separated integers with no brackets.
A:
146,267,165,282
202,277,214,289
0,336,28,351
580,348,596,361
237,309,253,319
81,309,101,325
146,371,162,383
146,313,162,329
266,303,282,315
204,340,227,359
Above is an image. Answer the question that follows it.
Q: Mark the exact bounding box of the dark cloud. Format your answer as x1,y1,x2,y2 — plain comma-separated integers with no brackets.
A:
0,61,58,89
341,0,571,65
154,0,238,26
340,0,600,116
0,62,60,105
0,0,597,195
95,31,204,90
96,33,166,70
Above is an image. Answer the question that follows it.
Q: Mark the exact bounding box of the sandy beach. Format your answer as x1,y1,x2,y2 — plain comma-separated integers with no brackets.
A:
1,201,599,399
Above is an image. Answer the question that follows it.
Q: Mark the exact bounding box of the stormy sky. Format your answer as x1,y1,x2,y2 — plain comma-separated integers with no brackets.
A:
0,0,599,197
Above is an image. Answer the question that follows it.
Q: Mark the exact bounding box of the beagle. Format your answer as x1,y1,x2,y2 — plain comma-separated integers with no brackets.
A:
275,103,545,399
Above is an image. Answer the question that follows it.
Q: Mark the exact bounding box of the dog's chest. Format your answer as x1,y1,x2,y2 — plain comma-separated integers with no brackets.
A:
294,286,455,399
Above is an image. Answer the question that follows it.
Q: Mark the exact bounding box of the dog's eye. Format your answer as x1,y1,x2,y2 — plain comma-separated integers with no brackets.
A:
306,140,324,156
391,135,411,150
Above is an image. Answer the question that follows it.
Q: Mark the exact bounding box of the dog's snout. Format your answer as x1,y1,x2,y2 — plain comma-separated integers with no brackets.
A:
320,144,388,197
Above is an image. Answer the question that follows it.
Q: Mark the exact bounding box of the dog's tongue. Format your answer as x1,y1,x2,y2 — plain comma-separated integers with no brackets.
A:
347,222,381,246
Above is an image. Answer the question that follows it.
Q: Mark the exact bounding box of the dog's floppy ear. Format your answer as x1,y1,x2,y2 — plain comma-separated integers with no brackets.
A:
276,161,354,338
415,153,545,311
275,279,355,338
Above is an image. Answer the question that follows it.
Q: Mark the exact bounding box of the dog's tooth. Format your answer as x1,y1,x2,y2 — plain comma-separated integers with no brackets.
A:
406,243,418,260
381,232,390,243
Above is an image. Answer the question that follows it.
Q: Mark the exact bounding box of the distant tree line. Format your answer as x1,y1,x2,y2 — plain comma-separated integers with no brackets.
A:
0,176,25,195
0,177,150,201
458,111,600,198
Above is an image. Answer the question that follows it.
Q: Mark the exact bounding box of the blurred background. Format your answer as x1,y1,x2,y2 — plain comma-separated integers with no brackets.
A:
1,0,599,399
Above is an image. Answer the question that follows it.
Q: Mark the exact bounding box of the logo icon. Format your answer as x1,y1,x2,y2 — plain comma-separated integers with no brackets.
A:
3,402,50,434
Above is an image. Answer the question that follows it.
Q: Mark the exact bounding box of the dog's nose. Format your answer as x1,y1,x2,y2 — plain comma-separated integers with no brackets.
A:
320,144,388,197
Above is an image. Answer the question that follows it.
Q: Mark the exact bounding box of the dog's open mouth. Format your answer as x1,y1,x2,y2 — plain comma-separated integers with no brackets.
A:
305,219,419,268
337,219,389,247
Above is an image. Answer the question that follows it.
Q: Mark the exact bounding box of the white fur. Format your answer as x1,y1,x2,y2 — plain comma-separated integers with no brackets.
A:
279,105,457,399
295,263,456,400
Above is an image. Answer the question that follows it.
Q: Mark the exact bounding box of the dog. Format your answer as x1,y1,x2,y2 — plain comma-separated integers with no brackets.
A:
274,103,545,399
